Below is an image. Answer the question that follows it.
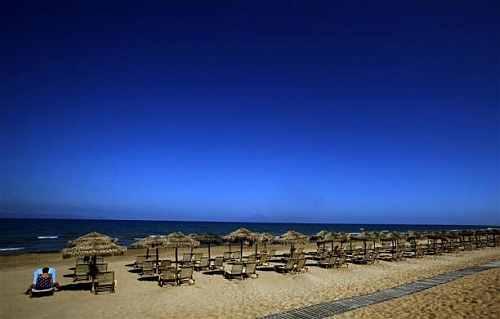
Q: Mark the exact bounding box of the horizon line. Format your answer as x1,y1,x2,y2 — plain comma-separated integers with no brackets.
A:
0,216,498,227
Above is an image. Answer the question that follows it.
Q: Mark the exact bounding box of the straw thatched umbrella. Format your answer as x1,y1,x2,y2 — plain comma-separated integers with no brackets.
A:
278,230,308,255
317,231,336,251
331,232,349,250
62,232,126,278
189,233,222,261
352,232,372,255
166,232,200,266
130,235,169,265
380,232,401,251
223,228,257,261
486,228,500,246
254,232,274,256
310,230,330,242
66,231,116,247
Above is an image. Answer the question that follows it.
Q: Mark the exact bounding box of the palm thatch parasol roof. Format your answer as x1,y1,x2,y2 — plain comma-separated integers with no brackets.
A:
130,235,169,262
66,231,115,247
252,232,275,255
223,228,257,261
62,236,126,258
278,230,308,254
130,235,169,248
165,232,200,265
223,228,257,242
189,233,223,260
310,230,330,242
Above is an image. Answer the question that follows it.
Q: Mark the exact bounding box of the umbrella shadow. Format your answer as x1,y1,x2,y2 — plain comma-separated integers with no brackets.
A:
125,263,136,267
137,276,158,282
63,273,75,278
60,282,93,291
128,269,142,274
201,269,224,276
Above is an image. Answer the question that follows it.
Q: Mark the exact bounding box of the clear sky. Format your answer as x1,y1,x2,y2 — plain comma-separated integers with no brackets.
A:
1,1,499,225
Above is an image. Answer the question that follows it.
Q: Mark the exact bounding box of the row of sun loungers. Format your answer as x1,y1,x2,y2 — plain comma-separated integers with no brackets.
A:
72,259,115,294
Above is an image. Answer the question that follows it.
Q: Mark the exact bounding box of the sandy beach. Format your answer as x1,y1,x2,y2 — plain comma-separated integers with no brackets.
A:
1,245,499,319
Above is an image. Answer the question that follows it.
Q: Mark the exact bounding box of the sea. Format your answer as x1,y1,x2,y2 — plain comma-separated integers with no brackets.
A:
0,218,495,255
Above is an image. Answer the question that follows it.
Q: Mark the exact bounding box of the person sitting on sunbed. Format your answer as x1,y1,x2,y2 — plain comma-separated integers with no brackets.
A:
26,267,61,295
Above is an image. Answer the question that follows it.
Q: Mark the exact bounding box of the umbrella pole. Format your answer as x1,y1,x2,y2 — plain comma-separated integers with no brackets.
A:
175,246,179,268
156,247,159,267
146,248,150,259
240,240,243,261
208,243,211,261
331,241,333,251
255,242,258,256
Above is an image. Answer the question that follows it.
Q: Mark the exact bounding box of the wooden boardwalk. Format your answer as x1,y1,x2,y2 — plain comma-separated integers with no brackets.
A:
259,260,500,319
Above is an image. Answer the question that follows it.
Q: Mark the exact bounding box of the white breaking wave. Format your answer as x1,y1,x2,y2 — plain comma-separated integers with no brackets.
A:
37,236,59,239
0,247,24,251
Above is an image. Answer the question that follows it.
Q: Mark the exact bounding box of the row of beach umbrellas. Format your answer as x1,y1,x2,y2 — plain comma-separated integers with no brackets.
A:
61,228,499,263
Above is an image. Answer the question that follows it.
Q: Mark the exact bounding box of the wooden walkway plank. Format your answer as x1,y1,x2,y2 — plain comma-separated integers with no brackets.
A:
259,260,499,319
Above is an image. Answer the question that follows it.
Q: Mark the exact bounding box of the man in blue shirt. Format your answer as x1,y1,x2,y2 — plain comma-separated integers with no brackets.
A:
26,266,61,294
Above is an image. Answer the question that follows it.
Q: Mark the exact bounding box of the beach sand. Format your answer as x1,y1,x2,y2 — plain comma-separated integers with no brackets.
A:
335,268,500,319
1,245,499,319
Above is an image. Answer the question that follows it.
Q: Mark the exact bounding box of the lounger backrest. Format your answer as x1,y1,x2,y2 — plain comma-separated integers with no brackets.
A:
245,263,256,275
76,264,90,274
231,263,243,275
215,256,224,266
162,260,171,268
96,263,108,273
259,254,268,264
223,252,232,260
179,267,193,279
199,257,209,267
96,256,104,264
247,255,256,262
161,267,177,281
95,271,114,284
182,254,192,262
231,252,240,259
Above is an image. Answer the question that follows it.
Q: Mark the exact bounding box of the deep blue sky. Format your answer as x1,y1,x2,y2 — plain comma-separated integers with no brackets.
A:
1,1,499,225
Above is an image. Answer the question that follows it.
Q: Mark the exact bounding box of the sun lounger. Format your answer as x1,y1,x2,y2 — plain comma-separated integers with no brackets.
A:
335,254,348,268
158,267,177,287
318,255,335,268
158,261,172,274
224,263,244,279
212,256,224,270
177,267,195,285
275,258,295,273
182,253,192,264
258,254,269,266
244,262,258,278
231,252,240,260
295,258,307,272
140,261,155,277
223,252,232,261
96,256,104,264
74,264,90,281
194,257,210,271
93,271,115,294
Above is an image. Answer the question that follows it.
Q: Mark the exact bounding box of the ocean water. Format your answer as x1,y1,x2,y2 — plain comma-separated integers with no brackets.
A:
0,218,494,254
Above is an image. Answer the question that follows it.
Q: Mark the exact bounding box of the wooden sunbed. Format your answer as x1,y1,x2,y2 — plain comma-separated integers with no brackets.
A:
93,271,115,294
